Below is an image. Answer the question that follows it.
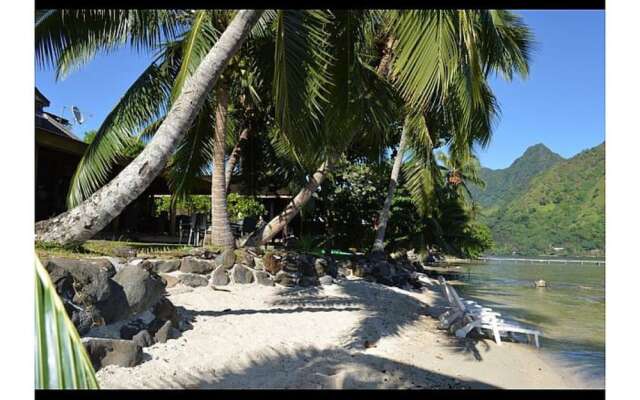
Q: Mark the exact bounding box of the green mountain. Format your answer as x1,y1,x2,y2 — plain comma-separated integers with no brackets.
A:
476,143,605,257
471,143,564,210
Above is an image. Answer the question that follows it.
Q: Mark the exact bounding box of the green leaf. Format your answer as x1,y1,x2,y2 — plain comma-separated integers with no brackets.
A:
35,256,99,389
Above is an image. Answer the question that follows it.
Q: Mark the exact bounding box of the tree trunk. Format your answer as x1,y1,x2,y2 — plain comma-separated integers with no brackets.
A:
244,160,331,247
211,85,235,249
34,10,264,245
372,123,408,254
225,126,250,191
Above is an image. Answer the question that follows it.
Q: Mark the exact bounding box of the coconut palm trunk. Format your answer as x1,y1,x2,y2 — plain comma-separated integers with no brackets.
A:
225,126,250,191
372,123,408,254
34,10,264,245
244,160,331,247
210,85,236,249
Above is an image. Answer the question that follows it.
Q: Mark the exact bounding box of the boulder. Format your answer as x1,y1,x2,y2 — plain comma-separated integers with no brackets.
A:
253,256,265,271
236,249,255,267
254,271,274,286
71,307,102,335
132,330,153,348
319,275,334,285
274,271,299,287
82,338,142,370
120,319,147,340
231,264,255,284
178,273,209,287
211,265,230,286
298,259,316,277
300,275,320,287
263,253,282,274
352,264,366,278
44,257,129,326
214,249,236,270
314,258,329,277
45,257,115,305
153,320,173,344
180,257,215,274
159,273,179,288
112,265,166,317
152,298,178,326
149,259,181,273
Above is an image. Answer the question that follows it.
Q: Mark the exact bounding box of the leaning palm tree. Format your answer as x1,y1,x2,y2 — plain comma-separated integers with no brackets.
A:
371,10,532,254
34,10,265,245
49,10,329,249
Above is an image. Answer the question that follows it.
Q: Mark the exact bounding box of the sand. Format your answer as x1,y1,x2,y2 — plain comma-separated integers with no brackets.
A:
95,277,588,389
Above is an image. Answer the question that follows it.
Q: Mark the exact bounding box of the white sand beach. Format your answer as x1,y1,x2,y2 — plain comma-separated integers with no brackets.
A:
96,277,586,389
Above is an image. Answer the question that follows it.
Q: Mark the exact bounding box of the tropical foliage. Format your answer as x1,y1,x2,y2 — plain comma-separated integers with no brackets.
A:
35,9,533,257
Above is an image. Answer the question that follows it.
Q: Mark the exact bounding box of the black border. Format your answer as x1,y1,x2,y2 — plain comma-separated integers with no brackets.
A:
35,389,606,399
35,0,605,10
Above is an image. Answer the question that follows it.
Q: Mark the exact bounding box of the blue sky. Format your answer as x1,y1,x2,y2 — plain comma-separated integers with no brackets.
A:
35,10,605,170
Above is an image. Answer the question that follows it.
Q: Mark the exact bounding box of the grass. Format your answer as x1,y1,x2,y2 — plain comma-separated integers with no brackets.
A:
35,240,207,259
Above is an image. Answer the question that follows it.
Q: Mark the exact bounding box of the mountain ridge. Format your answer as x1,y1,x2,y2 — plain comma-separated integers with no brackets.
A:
474,142,605,257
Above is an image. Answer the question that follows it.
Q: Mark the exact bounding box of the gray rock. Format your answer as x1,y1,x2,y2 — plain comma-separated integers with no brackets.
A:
132,330,153,348
45,257,115,304
254,271,274,286
44,257,129,326
149,259,181,273
319,275,334,285
71,307,100,335
112,265,166,317
154,320,172,344
253,257,265,270
159,273,179,288
274,271,299,287
178,273,209,287
314,258,329,277
352,264,366,277
300,275,320,287
236,249,255,267
82,338,142,370
211,265,230,286
231,264,255,284
180,257,215,274
169,327,181,340
120,319,146,339
215,249,236,269
152,298,178,326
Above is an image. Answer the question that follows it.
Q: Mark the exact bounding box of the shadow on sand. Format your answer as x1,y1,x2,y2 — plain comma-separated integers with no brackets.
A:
147,346,498,389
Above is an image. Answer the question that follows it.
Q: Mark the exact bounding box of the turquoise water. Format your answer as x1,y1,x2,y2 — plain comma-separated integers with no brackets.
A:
443,260,605,387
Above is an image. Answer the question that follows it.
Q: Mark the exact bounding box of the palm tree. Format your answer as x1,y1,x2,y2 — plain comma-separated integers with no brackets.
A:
244,10,402,246
371,10,532,254
34,10,265,245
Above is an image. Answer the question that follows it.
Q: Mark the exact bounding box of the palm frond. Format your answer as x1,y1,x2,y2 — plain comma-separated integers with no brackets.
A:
170,11,221,101
36,10,186,79
273,10,334,158
66,61,172,208
167,100,215,202
35,256,99,389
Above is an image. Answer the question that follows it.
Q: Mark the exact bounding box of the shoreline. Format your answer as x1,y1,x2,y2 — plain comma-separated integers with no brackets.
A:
95,277,591,389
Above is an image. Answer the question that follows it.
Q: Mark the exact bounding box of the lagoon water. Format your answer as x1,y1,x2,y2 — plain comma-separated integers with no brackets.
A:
448,259,605,387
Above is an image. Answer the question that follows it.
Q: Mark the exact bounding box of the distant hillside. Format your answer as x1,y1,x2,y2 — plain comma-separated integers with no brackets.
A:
476,143,605,257
471,143,564,210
